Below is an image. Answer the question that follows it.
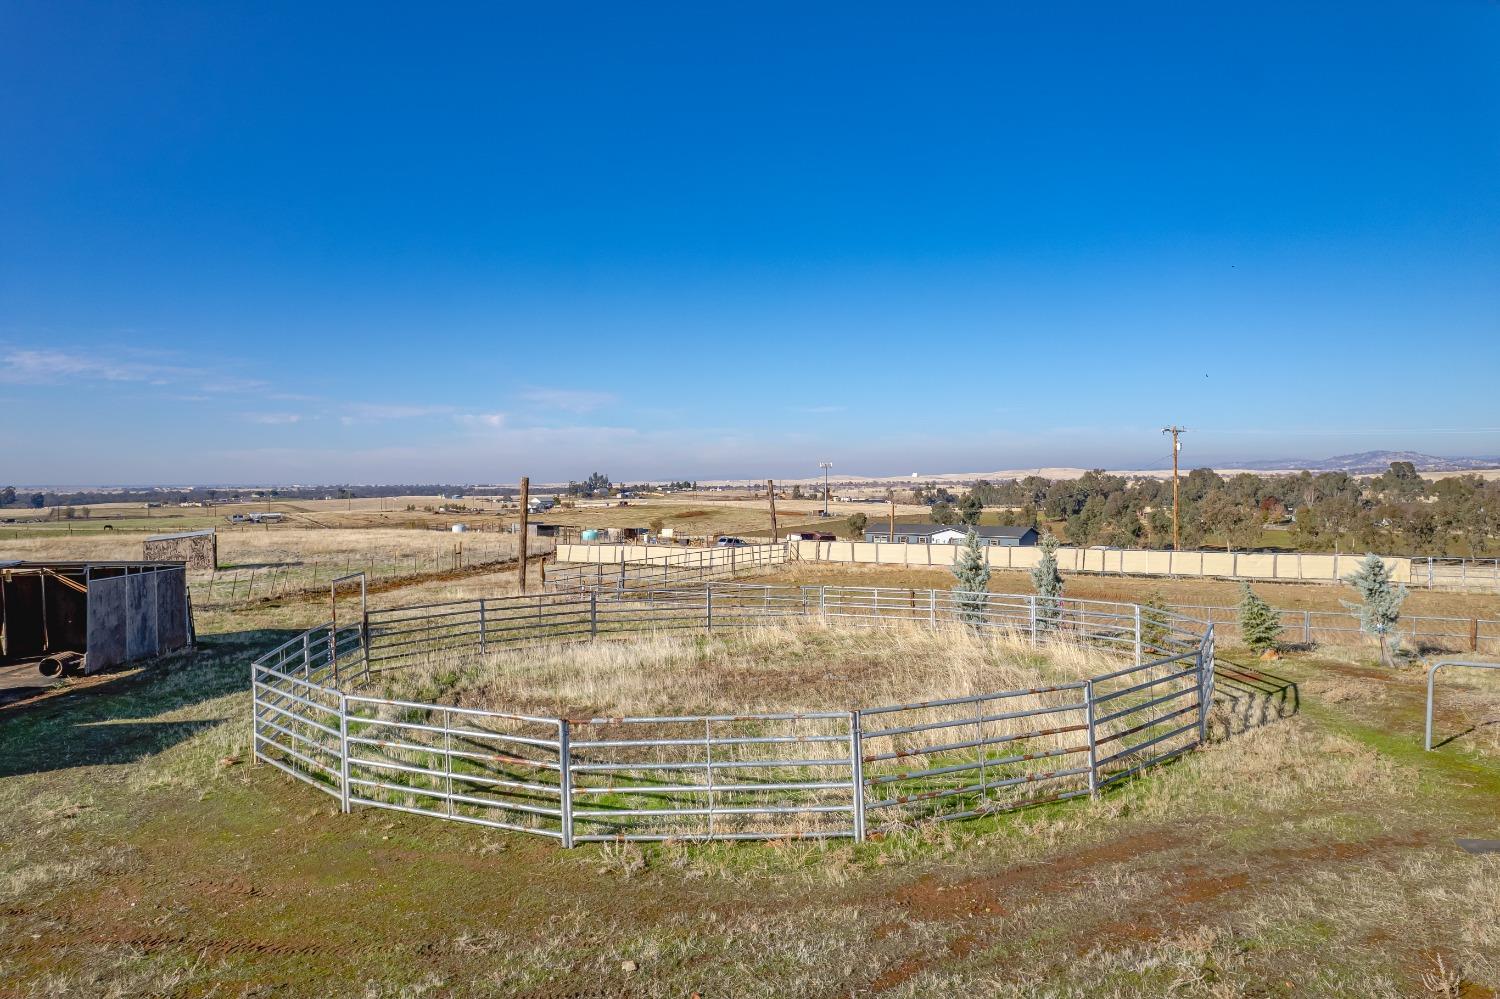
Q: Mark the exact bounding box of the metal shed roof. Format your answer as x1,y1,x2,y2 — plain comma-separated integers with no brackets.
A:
145,529,216,542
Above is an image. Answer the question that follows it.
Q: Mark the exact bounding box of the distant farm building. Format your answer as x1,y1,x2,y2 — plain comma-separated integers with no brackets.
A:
863,524,1039,547
0,561,194,676
143,529,218,570
227,512,285,525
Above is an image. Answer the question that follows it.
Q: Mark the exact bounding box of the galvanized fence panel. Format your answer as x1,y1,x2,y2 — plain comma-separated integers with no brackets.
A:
1412,557,1500,593
545,543,789,592
249,622,363,799
1090,646,1208,789
858,683,1094,827
252,584,1217,845
567,711,857,842
342,696,567,839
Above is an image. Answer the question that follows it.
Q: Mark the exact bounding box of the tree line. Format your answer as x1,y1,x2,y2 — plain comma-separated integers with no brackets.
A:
912,461,1499,556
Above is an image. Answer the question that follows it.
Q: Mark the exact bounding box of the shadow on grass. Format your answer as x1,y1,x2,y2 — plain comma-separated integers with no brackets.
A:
0,629,301,779
1212,656,1300,738
1430,718,1500,751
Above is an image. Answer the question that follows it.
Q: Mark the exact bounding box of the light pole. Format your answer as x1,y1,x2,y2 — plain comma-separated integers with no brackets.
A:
818,462,832,517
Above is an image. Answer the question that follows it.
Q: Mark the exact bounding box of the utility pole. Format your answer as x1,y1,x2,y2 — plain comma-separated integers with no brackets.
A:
819,462,832,517
767,479,778,542
517,476,530,592
1161,426,1187,551
889,493,897,543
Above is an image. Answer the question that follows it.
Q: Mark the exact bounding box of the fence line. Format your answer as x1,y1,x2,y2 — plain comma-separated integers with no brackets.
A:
196,540,554,607
554,542,1500,593
1411,557,1500,592
543,543,787,592
252,582,1215,845
550,545,1500,655
1168,602,1499,654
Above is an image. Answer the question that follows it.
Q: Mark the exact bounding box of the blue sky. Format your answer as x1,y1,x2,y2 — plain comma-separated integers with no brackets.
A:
2,2,1497,485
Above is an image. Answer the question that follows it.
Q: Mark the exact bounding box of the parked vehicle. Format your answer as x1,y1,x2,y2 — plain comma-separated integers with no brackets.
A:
715,536,749,547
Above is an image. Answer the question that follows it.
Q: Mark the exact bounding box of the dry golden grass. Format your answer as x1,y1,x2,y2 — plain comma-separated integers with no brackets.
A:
1,526,520,567
375,617,1116,718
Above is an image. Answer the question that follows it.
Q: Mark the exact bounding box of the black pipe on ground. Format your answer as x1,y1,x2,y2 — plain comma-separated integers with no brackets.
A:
38,651,86,677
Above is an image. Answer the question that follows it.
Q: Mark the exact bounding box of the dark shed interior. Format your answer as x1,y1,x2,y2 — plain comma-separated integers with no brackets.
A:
0,561,194,675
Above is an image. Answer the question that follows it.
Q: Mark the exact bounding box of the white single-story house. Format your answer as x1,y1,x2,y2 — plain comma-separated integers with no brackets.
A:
863,524,1039,546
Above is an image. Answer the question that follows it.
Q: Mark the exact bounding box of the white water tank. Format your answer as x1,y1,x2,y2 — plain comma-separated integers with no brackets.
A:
451,523,468,533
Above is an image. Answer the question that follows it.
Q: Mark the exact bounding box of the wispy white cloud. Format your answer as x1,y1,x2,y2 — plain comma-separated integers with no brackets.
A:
0,345,271,397
519,387,617,413
200,376,269,394
242,412,304,425
339,402,456,424
796,405,846,414
456,412,507,429
0,348,196,385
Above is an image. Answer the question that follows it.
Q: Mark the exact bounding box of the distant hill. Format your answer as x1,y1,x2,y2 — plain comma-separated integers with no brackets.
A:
1232,451,1500,474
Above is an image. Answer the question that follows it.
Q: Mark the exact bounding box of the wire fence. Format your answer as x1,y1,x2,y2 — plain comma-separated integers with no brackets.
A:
251,582,1215,845
194,539,554,607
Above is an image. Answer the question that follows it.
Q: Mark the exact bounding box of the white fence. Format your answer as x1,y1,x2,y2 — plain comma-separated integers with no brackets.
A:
554,542,1500,593
789,541,1417,585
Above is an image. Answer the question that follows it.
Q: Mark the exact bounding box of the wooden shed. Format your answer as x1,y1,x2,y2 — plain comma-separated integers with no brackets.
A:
143,528,218,570
0,561,195,675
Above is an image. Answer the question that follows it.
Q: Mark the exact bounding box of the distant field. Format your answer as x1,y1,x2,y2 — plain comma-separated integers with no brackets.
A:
1,493,902,545
0,524,514,563
528,494,921,540
0,494,508,539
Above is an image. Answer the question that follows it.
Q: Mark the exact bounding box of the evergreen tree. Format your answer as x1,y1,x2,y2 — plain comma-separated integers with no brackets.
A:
950,529,991,624
1139,589,1172,653
1030,532,1064,629
846,512,868,538
1342,554,1408,666
1237,582,1281,655
958,491,984,527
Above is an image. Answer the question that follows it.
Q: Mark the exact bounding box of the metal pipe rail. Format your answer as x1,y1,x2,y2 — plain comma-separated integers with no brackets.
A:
544,543,790,592
251,582,1216,845
1424,659,1500,750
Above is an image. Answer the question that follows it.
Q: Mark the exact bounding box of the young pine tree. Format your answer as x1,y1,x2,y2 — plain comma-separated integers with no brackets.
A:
950,529,991,624
1237,582,1281,656
1139,589,1172,654
1030,531,1064,629
1342,553,1408,667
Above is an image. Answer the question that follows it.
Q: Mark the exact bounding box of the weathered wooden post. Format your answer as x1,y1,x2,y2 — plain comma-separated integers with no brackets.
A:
517,476,530,593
